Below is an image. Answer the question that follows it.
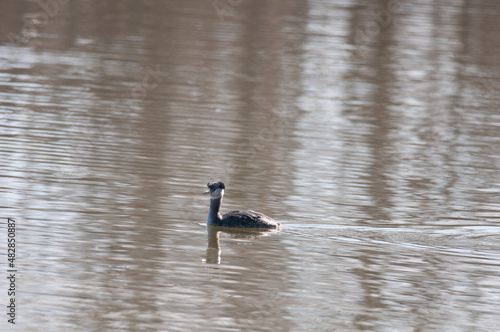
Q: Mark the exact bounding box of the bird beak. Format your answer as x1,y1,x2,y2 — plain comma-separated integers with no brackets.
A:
203,189,211,195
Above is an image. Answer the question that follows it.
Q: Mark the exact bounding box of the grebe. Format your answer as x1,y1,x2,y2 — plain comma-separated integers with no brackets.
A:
203,181,280,229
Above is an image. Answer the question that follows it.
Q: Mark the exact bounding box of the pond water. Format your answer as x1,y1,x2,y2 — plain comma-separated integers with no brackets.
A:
2,0,500,331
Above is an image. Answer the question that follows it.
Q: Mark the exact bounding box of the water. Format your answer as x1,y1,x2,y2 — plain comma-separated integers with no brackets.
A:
1,0,500,330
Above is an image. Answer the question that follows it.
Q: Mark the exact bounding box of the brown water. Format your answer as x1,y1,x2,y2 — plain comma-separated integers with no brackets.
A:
1,0,500,331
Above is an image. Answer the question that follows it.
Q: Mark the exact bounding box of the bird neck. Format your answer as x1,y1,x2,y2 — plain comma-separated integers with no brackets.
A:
208,196,223,225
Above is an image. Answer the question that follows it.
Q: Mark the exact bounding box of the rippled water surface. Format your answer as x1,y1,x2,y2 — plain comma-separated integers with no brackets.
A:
2,0,500,331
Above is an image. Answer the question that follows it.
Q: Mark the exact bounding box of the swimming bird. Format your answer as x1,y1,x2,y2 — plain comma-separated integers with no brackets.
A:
203,181,280,229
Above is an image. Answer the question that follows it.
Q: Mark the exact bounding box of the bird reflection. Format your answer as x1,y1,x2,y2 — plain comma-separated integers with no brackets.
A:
205,225,279,264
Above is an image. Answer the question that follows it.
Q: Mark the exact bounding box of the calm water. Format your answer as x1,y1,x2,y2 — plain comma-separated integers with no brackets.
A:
1,0,500,331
